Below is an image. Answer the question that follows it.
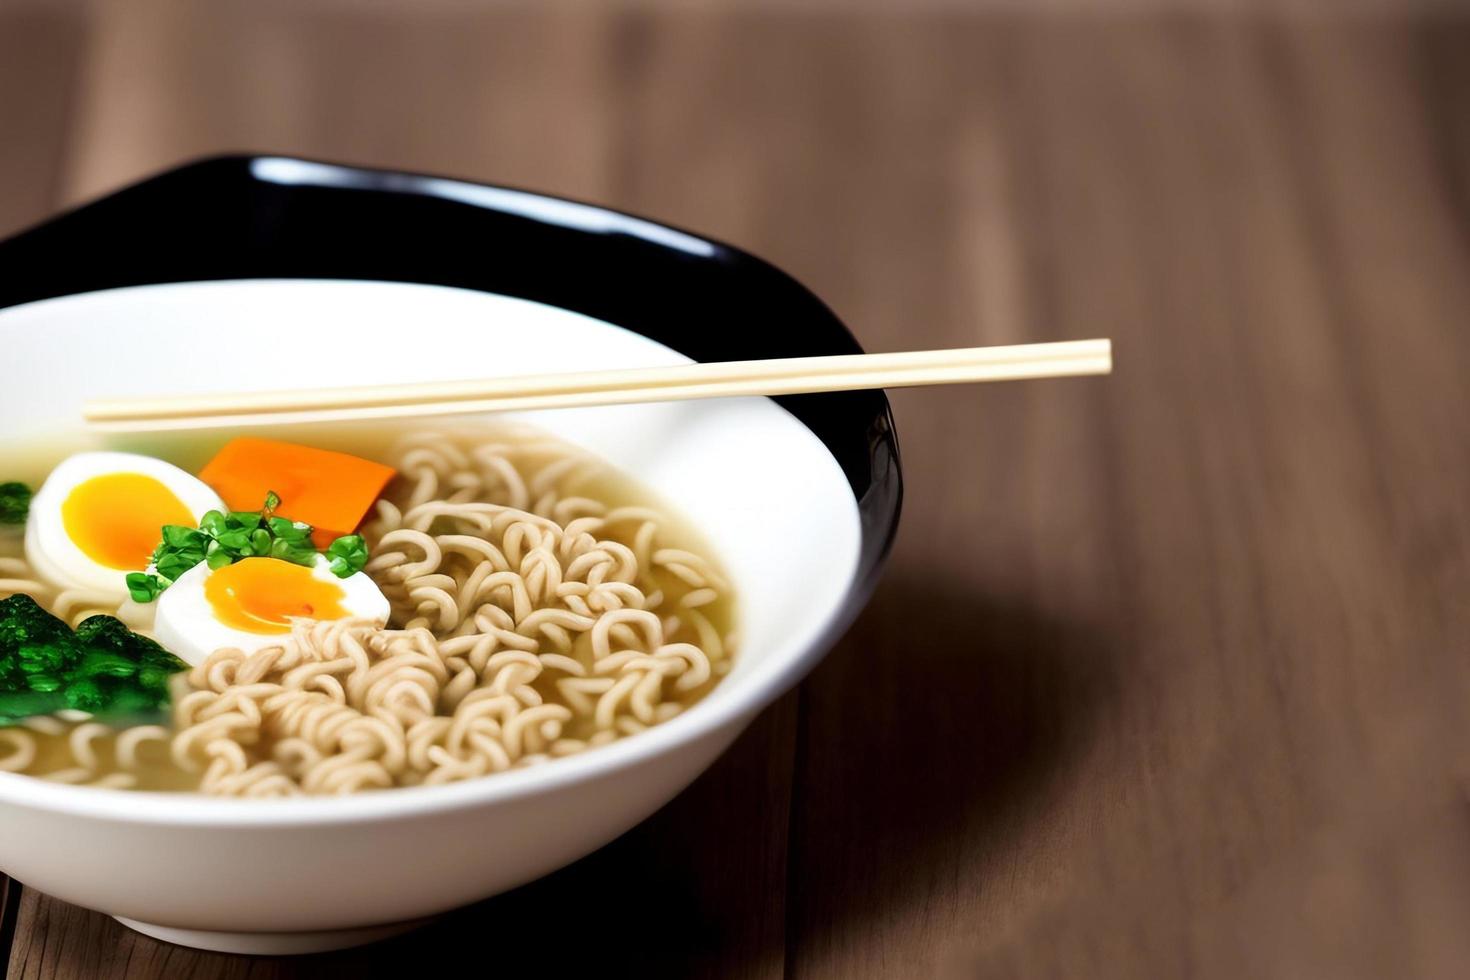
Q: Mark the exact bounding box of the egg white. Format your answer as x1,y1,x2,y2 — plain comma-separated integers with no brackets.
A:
154,554,391,666
25,451,226,601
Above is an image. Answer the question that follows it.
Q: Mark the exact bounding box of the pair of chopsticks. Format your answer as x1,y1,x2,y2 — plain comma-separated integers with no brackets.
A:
83,338,1112,431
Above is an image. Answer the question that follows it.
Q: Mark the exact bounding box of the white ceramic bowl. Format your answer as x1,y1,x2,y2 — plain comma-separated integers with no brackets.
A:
0,160,900,955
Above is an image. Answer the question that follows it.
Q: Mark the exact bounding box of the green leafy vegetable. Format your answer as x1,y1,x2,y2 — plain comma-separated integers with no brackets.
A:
0,594,187,724
326,535,369,578
0,482,31,525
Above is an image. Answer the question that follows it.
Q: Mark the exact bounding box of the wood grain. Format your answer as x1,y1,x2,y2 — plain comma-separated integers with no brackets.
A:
0,0,87,238
0,0,89,948
5,2,1470,978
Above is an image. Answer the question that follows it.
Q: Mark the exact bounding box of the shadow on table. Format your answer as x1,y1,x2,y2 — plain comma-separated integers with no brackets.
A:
780,572,1113,957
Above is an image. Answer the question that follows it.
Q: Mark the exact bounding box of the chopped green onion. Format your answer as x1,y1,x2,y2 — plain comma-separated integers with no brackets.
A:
124,573,165,604
131,491,362,602
326,535,369,578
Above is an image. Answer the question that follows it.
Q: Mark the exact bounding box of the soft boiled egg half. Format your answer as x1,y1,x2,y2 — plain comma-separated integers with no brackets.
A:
155,554,390,666
26,451,226,602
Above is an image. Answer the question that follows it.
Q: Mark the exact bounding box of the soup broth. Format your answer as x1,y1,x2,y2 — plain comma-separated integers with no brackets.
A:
0,420,736,795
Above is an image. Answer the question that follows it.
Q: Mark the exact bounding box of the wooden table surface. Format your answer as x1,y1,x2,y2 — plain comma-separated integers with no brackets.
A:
5,0,1470,976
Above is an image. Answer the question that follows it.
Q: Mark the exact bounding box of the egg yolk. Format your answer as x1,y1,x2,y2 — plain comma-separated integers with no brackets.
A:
204,557,350,634
62,472,196,570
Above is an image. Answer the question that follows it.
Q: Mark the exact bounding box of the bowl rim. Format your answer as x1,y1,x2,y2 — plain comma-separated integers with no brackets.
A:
0,156,903,826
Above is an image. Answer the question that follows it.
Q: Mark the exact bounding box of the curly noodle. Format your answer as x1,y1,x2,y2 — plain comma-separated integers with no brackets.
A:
0,425,735,795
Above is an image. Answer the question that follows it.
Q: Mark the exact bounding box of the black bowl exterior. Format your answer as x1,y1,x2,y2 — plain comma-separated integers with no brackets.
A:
0,155,901,596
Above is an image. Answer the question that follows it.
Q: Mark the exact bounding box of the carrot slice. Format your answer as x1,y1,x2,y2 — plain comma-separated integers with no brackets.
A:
198,438,396,548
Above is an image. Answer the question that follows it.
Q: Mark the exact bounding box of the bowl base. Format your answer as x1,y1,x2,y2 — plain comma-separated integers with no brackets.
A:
113,915,431,955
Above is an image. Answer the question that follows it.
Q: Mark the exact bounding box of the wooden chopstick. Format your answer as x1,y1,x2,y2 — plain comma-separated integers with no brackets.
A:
83,339,1112,431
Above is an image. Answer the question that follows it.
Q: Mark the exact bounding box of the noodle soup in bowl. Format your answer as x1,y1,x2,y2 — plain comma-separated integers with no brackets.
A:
0,159,900,954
